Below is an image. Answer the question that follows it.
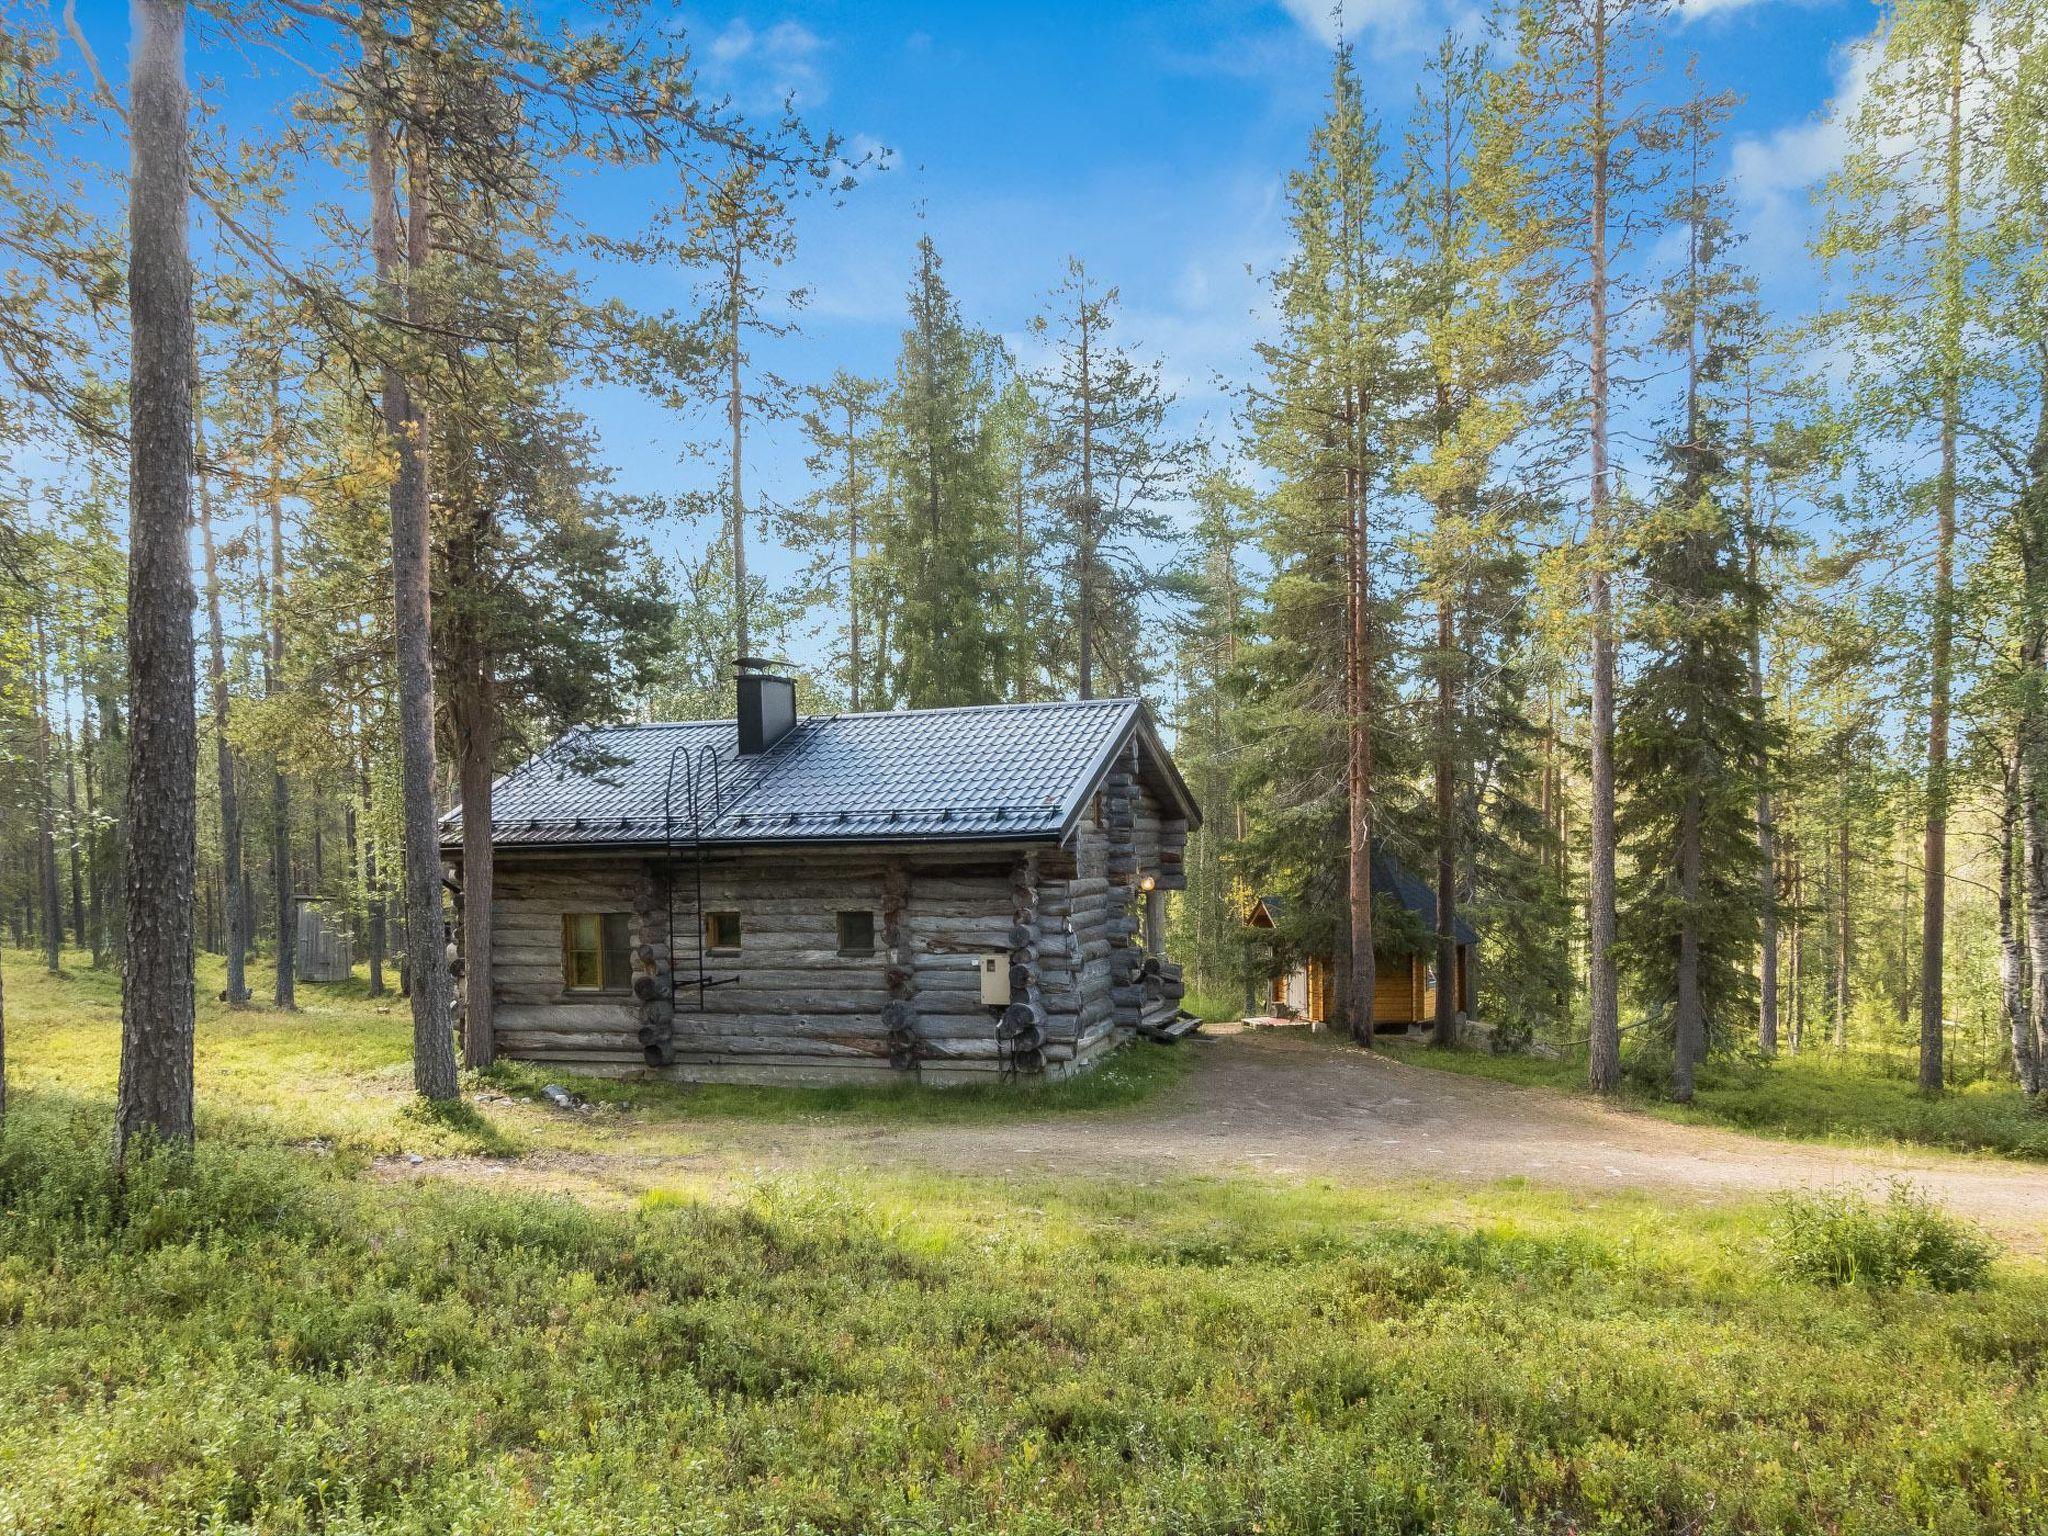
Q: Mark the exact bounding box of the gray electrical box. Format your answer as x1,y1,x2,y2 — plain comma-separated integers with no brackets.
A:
979,953,1010,1006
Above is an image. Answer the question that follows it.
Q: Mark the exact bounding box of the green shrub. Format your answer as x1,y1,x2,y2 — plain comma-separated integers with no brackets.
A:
1767,1180,1996,1292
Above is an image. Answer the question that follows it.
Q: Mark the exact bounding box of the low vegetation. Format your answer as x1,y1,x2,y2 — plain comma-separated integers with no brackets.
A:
2,1105,2044,1533
1386,1036,2048,1161
1768,1181,1998,1292
4,957,2047,1532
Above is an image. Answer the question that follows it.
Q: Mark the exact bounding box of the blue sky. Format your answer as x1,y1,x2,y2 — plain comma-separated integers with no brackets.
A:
52,0,1889,662
604,0,1884,595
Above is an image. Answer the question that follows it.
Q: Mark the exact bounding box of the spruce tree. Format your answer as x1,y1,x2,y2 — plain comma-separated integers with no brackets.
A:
877,235,1009,709
1615,86,1769,1100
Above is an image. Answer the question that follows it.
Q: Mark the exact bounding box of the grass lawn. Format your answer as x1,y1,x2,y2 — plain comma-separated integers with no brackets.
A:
4,950,2048,1533
0,949,1191,1161
1382,1033,2048,1161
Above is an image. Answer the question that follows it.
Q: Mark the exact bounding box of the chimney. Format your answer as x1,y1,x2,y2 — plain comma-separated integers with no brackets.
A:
735,658,797,755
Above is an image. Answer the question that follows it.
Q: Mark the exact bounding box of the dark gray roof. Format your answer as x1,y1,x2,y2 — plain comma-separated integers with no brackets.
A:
1251,854,1479,945
445,697,1199,850
1370,850,1480,945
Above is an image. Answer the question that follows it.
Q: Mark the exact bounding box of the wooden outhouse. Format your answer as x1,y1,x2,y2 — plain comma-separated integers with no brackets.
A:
443,672,1201,1085
1246,853,1477,1029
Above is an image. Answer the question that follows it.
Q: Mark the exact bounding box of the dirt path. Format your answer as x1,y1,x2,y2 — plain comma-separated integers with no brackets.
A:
403,1030,2048,1245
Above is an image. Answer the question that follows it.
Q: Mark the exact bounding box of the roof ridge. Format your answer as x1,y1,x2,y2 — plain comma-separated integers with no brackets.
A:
591,697,1138,732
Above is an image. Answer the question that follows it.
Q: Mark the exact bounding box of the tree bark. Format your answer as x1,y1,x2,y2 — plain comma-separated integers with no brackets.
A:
1834,816,1852,1049
2000,749,2036,1091
1584,0,1621,1094
1673,791,1704,1102
447,595,497,1069
197,382,248,1003
371,79,458,1100
266,381,296,1010
1918,3,1966,1096
31,616,61,973
362,742,385,996
63,720,85,946
1076,284,1096,701
846,394,863,712
114,0,197,1160
1345,446,1375,1048
1433,588,1457,1048
1743,376,1777,1057
78,645,103,966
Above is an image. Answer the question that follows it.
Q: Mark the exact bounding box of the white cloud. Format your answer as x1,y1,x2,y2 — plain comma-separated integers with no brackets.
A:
1725,27,1877,279
703,15,829,108
1275,0,1436,54
1679,0,1780,20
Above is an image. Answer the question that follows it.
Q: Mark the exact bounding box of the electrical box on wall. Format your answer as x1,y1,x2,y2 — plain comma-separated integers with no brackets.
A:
979,953,1011,1007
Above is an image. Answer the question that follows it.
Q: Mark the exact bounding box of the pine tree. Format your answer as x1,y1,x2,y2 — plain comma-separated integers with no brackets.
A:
1515,0,1679,1092
1399,29,1554,1046
1169,455,1260,1008
790,370,887,710
669,160,805,664
1818,0,2004,1094
115,0,198,1158
1027,258,1191,700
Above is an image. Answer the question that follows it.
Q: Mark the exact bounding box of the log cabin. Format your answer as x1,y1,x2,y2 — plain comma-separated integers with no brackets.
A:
442,669,1201,1086
1246,852,1477,1029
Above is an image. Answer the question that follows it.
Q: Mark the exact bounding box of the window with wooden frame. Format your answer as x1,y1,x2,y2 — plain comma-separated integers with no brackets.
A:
836,909,875,956
561,912,632,992
705,910,742,952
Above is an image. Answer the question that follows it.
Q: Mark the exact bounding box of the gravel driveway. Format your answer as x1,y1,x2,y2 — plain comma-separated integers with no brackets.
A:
398,1027,2048,1247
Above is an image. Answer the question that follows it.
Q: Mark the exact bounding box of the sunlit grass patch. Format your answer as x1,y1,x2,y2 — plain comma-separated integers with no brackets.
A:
1386,1033,2048,1160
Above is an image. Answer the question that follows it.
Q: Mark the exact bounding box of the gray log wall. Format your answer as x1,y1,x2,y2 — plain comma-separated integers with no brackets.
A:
477,740,1190,1086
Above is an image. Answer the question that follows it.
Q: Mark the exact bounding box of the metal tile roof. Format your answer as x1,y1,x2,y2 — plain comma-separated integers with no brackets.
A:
443,698,1187,849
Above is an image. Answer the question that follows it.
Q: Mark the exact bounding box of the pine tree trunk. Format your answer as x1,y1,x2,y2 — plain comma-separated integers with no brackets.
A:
197,392,248,1003
267,404,296,1011
1999,750,2036,1091
847,396,863,712
1834,816,1852,1049
1345,449,1376,1048
1788,853,1805,1052
1918,4,1966,1097
450,637,497,1070
1433,589,1457,1048
114,0,197,1160
1744,439,1777,1057
363,751,386,997
80,672,103,967
1584,0,1621,1094
1077,294,1095,701
370,82,458,1101
32,618,61,972
63,722,85,945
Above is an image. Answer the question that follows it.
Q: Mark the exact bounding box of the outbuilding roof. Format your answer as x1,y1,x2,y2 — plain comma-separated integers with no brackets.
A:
444,697,1199,851
1249,851,1479,945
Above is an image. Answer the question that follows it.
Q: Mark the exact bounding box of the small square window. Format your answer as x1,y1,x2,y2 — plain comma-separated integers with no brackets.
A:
706,910,742,951
836,909,875,955
563,912,633,991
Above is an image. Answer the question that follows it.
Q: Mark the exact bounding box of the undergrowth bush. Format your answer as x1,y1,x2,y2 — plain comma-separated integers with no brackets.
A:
1768,1180,1996,1291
